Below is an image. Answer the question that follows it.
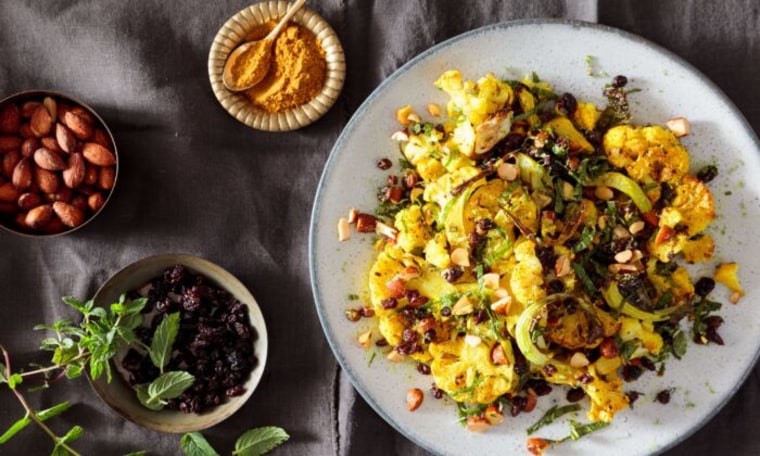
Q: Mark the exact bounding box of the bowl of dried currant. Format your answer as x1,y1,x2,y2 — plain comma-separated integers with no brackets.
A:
0,90,118,236
89,253,268,433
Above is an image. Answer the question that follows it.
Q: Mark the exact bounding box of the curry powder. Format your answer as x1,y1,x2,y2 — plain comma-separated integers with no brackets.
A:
240,21,326,113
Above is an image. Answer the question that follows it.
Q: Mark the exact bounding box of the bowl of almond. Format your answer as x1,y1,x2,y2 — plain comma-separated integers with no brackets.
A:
0,90,118,236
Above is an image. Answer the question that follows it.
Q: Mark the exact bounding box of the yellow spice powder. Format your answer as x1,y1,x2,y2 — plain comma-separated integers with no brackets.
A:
244,22,326,113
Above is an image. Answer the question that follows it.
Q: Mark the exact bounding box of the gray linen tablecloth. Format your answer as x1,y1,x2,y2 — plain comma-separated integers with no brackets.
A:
1,0,758,454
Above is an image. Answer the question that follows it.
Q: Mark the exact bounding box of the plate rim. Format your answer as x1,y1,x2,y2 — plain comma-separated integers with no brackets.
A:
309,17,760,456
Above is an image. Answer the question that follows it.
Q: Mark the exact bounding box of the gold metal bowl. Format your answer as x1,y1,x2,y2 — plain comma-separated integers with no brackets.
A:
208,1,346,132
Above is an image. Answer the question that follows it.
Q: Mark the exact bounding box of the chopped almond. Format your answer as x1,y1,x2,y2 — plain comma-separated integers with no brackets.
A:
347,207,359,224
569,351,590,368
337,217,351,242
357,330,372,348
666,116,690,137
464,335,482,347
450,247,470,267
406,388,424,411
386,350,405,362
481,272,500,289
466,416,491,433
484,405,504,425
427,103,441,117
491,344,508,365
396,105,414,126
497,162,519,181
375,221,398,240
452,296,474,316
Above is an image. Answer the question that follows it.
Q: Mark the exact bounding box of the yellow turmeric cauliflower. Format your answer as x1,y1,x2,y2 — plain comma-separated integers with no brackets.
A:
602,125,689,190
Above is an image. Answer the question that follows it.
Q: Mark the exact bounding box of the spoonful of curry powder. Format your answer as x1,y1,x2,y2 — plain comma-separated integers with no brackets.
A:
244,21,326,113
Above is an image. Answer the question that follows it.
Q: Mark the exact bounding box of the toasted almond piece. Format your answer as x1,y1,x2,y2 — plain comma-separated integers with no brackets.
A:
629,220,646,235
20,138,39,157
397,266,420,281
464,335,482,347
496,162,519,181
21,101,41,118
614,249,633,263
631,249,644,261
466,416,491,433
569,351,590,368
666,117,690,137
481,272,500,290
426,103,441,117
337,217,351,241
406,388,424,412
386,350,405,362
357,330,372,348
489,296,512,315
0,103,20,134
554,254,572,278
608,263,640,274
84,163,99,185
484,405,504,425
450,247,470,267
2,150,21,178
613,225,630,240
375,221,398,240
347,207,359,224
452,296,474,316
594,185,614,200
491,344,508,365
730,291,742,304
62,152,86,189
92,128,112,149
390,130,409,142
494,288,510,299
597,215,608,230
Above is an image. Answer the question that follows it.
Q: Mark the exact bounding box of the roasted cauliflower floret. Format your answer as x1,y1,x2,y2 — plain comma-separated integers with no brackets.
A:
429,337,517,404
394,205,432,254
603,125,689,189
509,239,546,307
660,175,715,236
435,70,513,126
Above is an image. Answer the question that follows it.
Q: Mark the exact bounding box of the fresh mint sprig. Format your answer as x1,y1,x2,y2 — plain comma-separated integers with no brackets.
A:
180,427,290,456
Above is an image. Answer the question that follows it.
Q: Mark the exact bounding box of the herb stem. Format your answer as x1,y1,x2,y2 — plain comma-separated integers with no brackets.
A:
9,386,82,455
18,351,89,379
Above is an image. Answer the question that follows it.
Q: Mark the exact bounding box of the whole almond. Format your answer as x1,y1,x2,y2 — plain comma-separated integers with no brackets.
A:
70,106,94,124
41,136,62,154
12,158,33,190
26,204,54,228
18,123,34,138
55,123,77,153
21,101,41,118
21,138,40,157
45,187,73,203
43,97,57,120
0,182,21,202
82,142,116,166
87,192,105,212
62,152,86,189
57,102,71,123
18,192,42,211
84,163,99,185
30,105,54,137
62,110,93,140
52,201,84,227
34,147,66,171
0,104,21,134
71,194,88,212
0,135,22,152
98,166,116,190
93,128,112,149
34,167,59,194
2,150,21,178
0,201,16,214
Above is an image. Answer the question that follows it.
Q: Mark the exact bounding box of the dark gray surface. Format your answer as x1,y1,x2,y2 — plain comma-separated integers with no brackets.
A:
0,1,758,455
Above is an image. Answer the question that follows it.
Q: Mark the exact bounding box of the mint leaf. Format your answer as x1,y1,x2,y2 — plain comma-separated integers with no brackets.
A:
0,402,72,444
181,432,221,456
59,425,83,444
8,373,22,389
138,371,195,410
233,427,290,456
149,312,180,371
0,416,31,444
62,296,87,313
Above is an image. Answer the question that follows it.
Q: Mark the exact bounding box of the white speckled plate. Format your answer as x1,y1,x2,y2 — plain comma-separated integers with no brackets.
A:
208,1,345,132
310,20,760,456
